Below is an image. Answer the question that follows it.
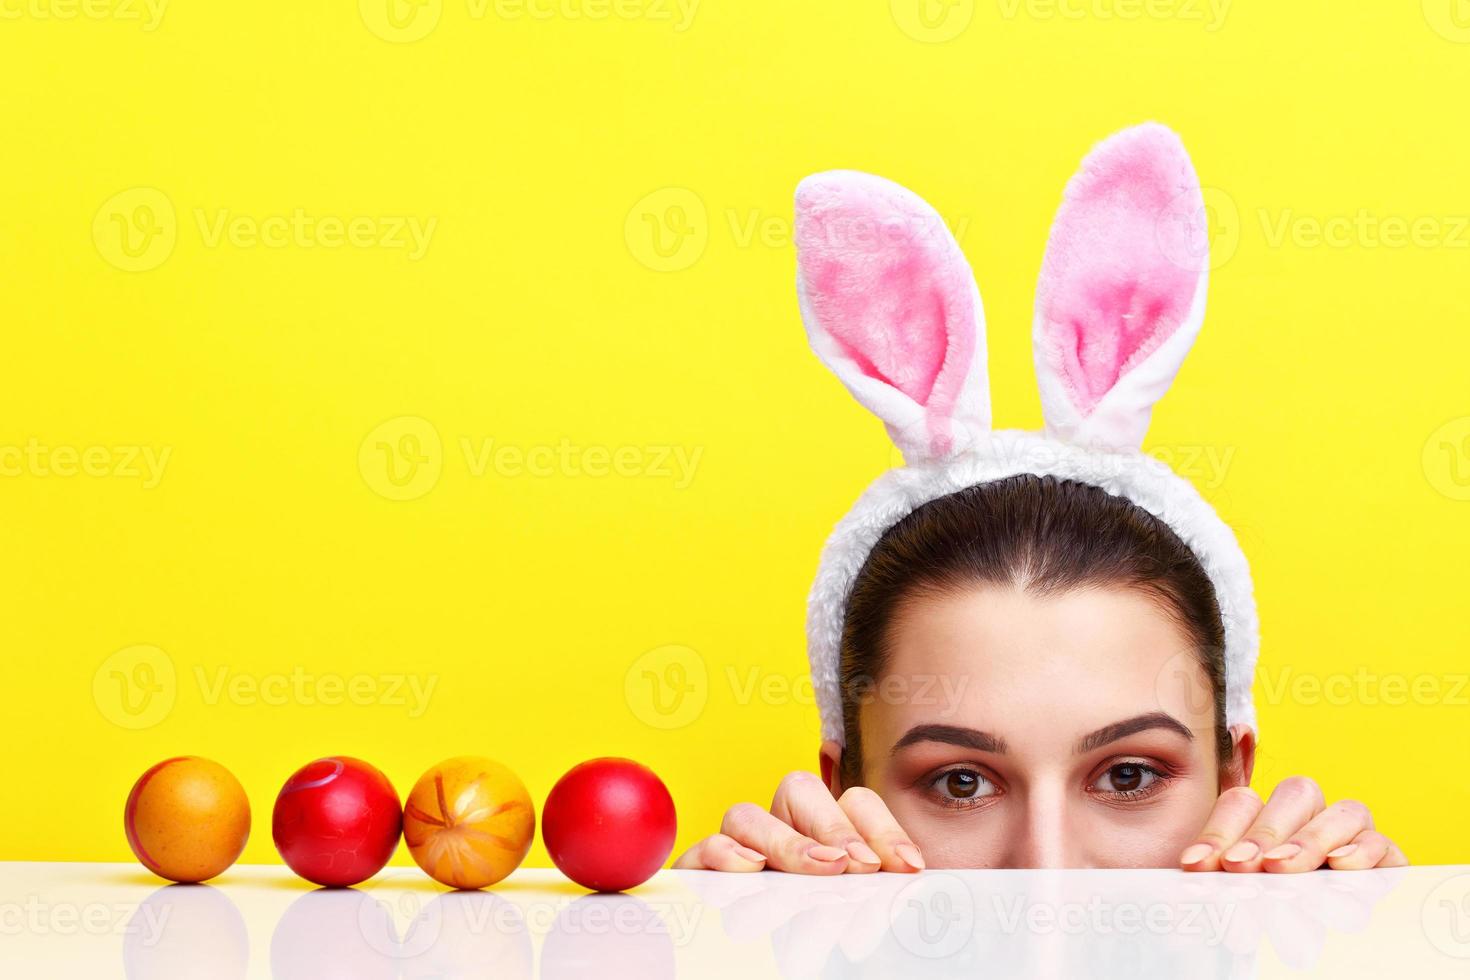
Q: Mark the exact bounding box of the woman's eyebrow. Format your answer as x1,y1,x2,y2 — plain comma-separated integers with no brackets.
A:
892,724,1008,755
1075,712,1193,753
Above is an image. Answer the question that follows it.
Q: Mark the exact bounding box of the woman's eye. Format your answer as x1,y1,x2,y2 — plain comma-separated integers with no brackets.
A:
1093,763,1161,796
932,768,996,802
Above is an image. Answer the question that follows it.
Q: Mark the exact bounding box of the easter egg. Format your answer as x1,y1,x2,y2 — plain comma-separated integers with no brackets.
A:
403,756,535,889
541,758,676,892
272,756,402,887
124,756,251,883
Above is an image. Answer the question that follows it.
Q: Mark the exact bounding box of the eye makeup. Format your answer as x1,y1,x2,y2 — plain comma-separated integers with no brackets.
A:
1085,757,1184,806
912,763,1004,811
902,751,1190,813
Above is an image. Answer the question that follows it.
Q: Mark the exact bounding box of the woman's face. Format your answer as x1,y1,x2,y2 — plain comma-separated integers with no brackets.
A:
829,583,1251,869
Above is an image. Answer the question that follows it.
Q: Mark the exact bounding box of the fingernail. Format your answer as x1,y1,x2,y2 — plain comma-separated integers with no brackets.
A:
808,844,847,863
847,841,881,865
1223,841,1259,863
1327,844,1358,859
734,846,767,864
1179,843,1213,865
895,842,926,871
1264,843,1301,861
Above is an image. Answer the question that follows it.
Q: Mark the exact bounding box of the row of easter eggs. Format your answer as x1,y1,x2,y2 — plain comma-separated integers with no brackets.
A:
124,755,676,892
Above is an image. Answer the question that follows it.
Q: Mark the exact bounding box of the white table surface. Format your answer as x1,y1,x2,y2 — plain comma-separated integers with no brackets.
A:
2,862,1467,978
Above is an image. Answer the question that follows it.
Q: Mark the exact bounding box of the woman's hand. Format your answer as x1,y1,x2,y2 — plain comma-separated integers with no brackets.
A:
672,771,925,874
1179,777,1408,872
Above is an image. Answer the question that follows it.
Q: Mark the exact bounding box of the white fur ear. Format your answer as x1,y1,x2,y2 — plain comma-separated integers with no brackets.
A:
1033,123,1210,451
796,171,989,464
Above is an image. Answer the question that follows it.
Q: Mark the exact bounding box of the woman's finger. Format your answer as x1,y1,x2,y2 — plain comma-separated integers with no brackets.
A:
1261,799,1372,873
1378,838,1409,867
836,786,924,873
1325,829,1408,870
721,802,849,875
770,772,882,872
1180,785,1263,871
1221,776,1326,873
672,833,768,872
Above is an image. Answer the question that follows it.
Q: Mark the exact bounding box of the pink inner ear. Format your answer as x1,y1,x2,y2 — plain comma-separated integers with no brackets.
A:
1037,125,1206,415
797,174,976,452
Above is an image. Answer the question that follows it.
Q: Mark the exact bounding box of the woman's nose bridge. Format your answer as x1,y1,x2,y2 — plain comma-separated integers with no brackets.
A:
1002,782,1079,868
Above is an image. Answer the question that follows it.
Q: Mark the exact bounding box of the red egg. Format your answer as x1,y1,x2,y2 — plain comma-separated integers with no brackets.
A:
542,758,677,892
272,756,402,887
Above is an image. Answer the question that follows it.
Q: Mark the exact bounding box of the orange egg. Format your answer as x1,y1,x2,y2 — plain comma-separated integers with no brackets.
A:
404,756,535,889
124,756,251,883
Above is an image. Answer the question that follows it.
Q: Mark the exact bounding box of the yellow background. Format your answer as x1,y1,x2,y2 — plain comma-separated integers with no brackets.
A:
1,1,1466,868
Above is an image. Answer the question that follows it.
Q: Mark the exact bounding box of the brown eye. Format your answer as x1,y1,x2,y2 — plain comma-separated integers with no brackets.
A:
1091,762,1165,798
929,764,999,805
946,771,979,798
928,767,996,805
1110,765,1144,792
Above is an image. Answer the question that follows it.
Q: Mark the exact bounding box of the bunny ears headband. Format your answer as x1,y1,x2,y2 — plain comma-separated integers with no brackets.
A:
798,123,1260,746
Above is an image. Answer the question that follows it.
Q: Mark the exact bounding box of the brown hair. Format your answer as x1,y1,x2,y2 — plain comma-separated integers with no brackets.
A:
838,474,1228,785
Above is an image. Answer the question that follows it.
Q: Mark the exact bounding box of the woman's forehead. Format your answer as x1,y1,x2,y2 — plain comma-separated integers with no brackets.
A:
868,584,1217,746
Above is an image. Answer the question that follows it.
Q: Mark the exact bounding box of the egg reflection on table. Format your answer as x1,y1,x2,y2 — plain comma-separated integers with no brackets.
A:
541,894,676,980
269,887,398,980
268,869,535,980
398,890,534,980
122,883,248,980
